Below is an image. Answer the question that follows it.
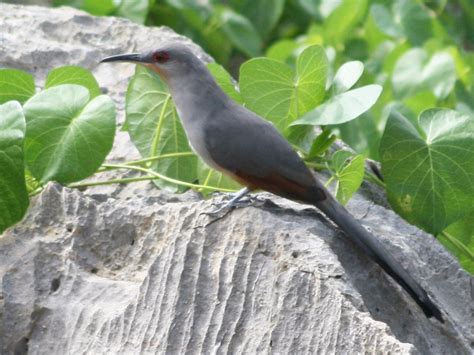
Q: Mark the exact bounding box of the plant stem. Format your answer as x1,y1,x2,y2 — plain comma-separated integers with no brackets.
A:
365,172,386,188
68,175,158,188
126,152,195,166
305,161,327,171
87,163,237,192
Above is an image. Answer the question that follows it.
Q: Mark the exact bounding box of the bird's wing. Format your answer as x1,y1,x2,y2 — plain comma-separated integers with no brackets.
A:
204,105,325,202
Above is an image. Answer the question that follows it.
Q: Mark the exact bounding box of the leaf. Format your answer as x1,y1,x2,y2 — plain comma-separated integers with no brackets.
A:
0,69,35,105
395,0,432,46
45,66,101,99
380,109,474,234
292,85,382,126
216,6,262,57
370,4,403,38
207,63,242,104
391,48,427,98
330,151,365,205
438,213,474,274
83,0,116,15
421,52,457,99
266,40,299,62
308,128,337,158
197,160,241,197
23,84,116,184
238,0,285,39
370,0,432,46
240,45,328,131
116,0,149,24
125,66,197,192
324,0,368,45
392,49,457,99
0,101,29,234
331,61,364,94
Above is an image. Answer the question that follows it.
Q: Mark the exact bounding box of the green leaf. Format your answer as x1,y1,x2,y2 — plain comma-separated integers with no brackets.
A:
216,6,262,57
0,101,29,234
330,151,365,205
439,213,474,274
45,66,101,99
125,66,197,192
331,61,364,94
83,0,116,15
116,0,149,24
370,4,403,38
240,45,328,131
370,0,432,46
391,48,427,98
308,128,337,158
422,52,457,99
207,63,242,104
0,69,35,105
395,0,432,46
23,84,116,184
392,49,457,99
238,0,285,38
265,40,298,62
380,109,474,234
324,0,368,45
197,160,241,197
292,85,382,126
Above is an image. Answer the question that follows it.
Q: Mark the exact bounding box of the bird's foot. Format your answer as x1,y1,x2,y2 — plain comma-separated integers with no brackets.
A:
200,187,253,219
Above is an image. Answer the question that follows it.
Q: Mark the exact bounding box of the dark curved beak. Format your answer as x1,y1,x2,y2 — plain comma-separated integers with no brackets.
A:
100,53,149,64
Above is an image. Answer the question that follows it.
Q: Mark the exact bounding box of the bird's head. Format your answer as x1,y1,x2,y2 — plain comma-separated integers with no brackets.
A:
101,43,200,81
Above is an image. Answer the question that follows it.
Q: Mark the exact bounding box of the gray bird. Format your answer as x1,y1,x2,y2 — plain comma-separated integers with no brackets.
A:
101,43,443,322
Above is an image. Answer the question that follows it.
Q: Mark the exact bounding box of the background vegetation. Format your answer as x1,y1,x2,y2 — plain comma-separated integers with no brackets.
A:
0,0,473,273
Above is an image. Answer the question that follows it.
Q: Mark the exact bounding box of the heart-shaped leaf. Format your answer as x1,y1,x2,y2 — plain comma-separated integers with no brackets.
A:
126,66,197,192
240,45,328,131
0,101,29,234
0,69,35,105
292,84,382,126
380,109,474,234
45,66,101,99
23,84,116,184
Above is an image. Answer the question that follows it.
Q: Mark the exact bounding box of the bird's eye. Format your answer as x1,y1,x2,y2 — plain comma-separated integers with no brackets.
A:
152,51,170,63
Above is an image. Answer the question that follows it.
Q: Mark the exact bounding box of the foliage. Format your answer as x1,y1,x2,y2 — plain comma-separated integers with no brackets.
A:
1,0,473,274
0,67,116,233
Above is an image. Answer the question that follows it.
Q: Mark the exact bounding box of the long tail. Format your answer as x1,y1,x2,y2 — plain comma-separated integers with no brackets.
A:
314,195,444,323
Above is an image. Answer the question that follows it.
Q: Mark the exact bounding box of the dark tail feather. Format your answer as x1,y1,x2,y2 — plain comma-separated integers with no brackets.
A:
314,196,444,323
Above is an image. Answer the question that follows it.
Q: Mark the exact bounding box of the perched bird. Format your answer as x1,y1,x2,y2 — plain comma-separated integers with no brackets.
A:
101,43,443,322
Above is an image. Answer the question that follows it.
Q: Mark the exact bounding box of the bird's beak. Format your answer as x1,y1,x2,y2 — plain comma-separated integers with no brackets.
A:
100,53,150,64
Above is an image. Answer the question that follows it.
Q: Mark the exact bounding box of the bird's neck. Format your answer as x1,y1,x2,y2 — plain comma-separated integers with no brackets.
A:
166,67,231,126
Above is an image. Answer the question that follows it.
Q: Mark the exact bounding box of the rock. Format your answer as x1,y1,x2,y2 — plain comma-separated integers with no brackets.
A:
0,3,472,355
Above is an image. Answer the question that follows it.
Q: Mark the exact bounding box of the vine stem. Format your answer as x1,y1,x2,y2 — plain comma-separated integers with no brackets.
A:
68,163,237,192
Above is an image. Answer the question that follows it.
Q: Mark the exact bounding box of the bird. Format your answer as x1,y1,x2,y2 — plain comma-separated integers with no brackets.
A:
101,43,443,323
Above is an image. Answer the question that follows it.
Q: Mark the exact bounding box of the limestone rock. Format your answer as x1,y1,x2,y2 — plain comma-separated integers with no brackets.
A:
0,3,472,355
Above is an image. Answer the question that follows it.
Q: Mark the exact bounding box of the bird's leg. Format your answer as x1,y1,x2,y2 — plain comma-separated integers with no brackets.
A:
204,187,251,216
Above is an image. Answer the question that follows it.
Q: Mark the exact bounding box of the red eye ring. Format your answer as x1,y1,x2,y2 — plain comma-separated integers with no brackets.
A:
153,51,170,63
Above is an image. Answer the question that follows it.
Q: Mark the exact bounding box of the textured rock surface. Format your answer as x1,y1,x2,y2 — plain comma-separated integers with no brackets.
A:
0,3,473,355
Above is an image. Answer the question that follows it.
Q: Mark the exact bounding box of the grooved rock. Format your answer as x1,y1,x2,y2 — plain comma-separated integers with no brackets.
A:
0,3,472,355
